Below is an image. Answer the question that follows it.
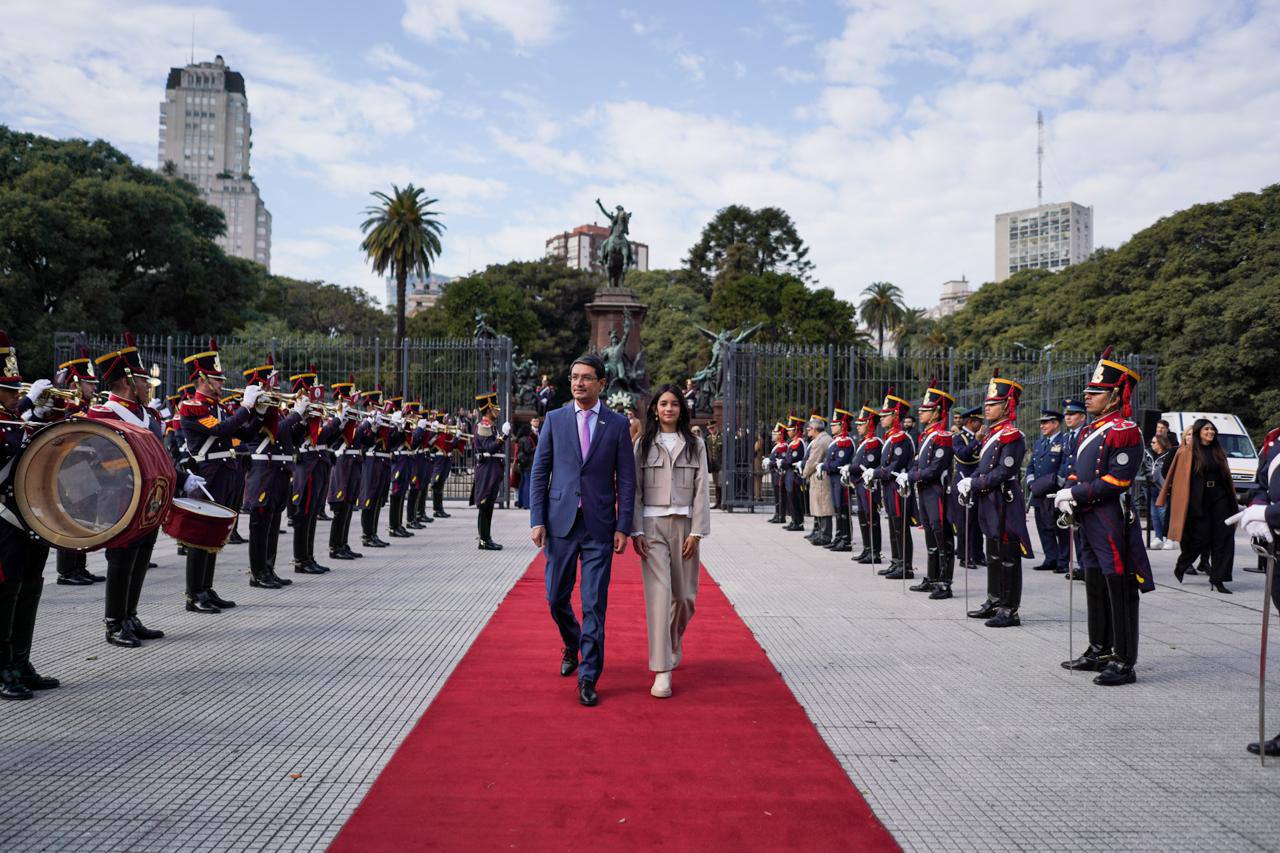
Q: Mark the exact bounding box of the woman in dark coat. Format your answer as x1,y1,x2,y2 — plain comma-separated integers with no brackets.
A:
1157,418,1236,592
515,419,539,509
470,391,509,550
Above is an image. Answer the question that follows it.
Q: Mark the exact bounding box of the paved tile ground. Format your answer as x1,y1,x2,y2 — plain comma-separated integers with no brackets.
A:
0,509,536,852
702,508,1280,852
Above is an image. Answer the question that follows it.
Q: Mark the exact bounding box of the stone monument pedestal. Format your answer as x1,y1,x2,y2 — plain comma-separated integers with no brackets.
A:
586,287,647,361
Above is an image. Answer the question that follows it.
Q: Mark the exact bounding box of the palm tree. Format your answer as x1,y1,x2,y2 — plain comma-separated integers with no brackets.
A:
859,281,905,357
361,184,445,391
893,307,929,349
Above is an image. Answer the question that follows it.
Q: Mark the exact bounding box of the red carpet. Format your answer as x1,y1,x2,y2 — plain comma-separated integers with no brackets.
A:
331,551,897,851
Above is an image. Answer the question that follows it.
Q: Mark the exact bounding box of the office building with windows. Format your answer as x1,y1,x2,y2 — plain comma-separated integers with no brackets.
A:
545,224,649,274
994,201,1092,282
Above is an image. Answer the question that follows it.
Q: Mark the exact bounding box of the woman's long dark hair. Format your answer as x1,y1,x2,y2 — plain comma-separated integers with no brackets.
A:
1189,418,1230,479
640,383,698,461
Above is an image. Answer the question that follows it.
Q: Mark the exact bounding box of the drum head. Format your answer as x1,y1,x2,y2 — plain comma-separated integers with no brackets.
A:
171,497,236,518
14,420,143,550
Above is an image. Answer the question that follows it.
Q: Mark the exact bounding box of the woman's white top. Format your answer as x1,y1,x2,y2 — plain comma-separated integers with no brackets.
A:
642,432,692,518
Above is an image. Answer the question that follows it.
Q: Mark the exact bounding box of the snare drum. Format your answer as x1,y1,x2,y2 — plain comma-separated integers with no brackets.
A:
11,418,175,552
163,497,236,552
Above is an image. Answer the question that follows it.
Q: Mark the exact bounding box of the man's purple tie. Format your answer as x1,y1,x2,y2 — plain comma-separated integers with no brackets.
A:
579,408,592,460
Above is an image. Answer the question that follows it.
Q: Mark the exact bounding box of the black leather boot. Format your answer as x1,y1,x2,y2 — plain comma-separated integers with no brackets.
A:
105,618,142,647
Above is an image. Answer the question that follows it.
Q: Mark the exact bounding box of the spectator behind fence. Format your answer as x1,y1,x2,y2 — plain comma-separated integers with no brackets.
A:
1157,418,1236,593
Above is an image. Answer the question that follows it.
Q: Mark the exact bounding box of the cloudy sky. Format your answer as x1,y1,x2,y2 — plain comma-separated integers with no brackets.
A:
2,0,1277,309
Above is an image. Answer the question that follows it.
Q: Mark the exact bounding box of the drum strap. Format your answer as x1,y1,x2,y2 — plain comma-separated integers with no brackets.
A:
191,435,226,462
0,457,19,530
105,400,152,430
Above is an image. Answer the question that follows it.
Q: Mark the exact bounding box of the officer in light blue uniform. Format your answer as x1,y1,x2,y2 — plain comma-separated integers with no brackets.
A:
1027,409,1069,572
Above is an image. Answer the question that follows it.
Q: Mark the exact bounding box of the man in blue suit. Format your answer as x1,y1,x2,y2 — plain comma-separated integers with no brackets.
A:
529,353,636,707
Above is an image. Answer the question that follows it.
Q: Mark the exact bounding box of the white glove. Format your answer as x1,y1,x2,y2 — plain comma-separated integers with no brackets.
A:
254,394,271,414
1248,521,1273,543
147,398,163,411
839,464,851,479
861,468,875,487
1227,505,1273,542
24,378,51,404
183,473,208,497
794,460,805,472
1053,487,1076,513
391,410,404,425
241,385,262,410
762,458,772,471
956,477,973,497
292,395,309,416
815,468,827,480
501,421,511,436
895,472,909,491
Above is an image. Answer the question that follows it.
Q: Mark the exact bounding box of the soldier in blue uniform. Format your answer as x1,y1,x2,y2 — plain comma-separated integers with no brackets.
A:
823,405,856,552
288,367,341,575
429,414,462,520
241,357,306,590
781,414,808,532
956,375,1034,628
1027,409,1070,573
471,390,510,550
764,422,787,524
358,388,394,547
869,390,915,579
848,405,883,565
326,378,365,560
388,401,421,537
950,406,986,570
1059,398,1088,580
905,383,955,598
1054,349,1153,685
1240,426,1280,754
179,339,264,613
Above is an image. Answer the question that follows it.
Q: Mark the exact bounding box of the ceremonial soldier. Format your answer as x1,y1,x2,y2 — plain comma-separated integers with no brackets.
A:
1059,398,1088,580
869,390,915,579
956,374,1034,628
905,382,955,598
242,357,306,589
822,405,856,552
180,339,264,613
1241,425,1280,754
405,408,434,528
950,406,986,569
764,422,788,524
534,374,554,418
1053,349,1153,685
0,331,59,700
803,412,833,546
781,413,808,532
429,414,463,520
50,348,107,586
289,367,341,575
358,388,394,548
87,333,191,646
849,405,883,565
1027,408,1069,573
388,400,420,538
326,377,364,560
471,390,511,550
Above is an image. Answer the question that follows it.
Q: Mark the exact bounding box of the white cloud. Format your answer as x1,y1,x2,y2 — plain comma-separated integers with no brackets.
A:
774,66,817,85
364,43,430,77
676,51,706,82
401,0,563,49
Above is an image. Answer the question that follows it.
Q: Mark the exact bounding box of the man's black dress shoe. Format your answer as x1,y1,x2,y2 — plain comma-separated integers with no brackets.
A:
884,567,914,580
433,510,452,519
361,536,389,549
478,540,504,551
908,578,934,592
185,591,222,613
1031,563,1054,571
206,589,237,609
928,584,953,600
1061,646,1111,671
15,661,59,690
0,670,33,700
1248,735,1280,756
329,549,356,560
984,608,1020,628
126,617,165,641
967,600,999,619
294,561,325,575
1093,661,1136,686
105,619,142,647
56,574,94,586
560,648,579,677
389,527,414,538
578,680,599,707
227,530,246,545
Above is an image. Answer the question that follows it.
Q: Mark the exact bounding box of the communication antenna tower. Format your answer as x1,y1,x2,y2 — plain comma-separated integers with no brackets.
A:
1036,110,1044,207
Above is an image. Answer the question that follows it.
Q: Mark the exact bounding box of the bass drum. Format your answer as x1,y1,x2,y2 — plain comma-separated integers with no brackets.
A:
12,418,174,552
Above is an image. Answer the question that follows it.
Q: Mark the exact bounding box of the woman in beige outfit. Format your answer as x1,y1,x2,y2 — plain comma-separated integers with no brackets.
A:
631,384,711,698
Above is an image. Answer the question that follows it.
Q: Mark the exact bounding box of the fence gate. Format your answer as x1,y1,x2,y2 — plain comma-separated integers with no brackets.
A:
54,332,514,504
720,344,1158,510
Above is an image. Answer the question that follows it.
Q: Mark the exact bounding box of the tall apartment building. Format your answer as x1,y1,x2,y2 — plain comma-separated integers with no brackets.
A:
385,272,453,317
994,201,1092,282
545,224,649,274
926,276,973,319
158,55,272,269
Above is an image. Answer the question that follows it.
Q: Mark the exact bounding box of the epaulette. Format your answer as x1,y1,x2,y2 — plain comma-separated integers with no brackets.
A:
179,399,209,418
932,432,953,447
1105,421,1141,448
87,404,112,416
888,432,907,444
998,427,1022,444
865,436,882,447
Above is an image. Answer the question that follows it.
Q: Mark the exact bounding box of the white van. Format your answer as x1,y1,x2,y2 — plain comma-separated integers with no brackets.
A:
1161,412,1258,498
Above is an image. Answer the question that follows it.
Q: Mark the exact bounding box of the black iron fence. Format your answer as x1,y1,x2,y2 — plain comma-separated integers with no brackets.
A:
53,332,514,503
720,344,1159,509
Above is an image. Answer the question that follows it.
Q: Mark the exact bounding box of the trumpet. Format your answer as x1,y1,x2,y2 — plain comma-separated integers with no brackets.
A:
220,387,299,407
20,383,85,405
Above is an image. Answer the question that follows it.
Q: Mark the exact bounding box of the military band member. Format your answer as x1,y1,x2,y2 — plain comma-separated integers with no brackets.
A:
388,400,420,538
1027,409,1070,573
849,405,883,565
823,405,856,552
764,422,787,524
241,357,305,589
956,374,1034,628
471,390,511,550
905,383,955,598
289,367,340,574
0,331,59,700
430,416,463,520
51,348,107,586
1053,349,1153,685
180,339,263,613
869,390,915,579
1059,398,1088,581
803,412,833,546
326,378,364,560
358,389,393,548
950,406,986,569
406,408,434,528
1241,425,1280,754
781,414,808,532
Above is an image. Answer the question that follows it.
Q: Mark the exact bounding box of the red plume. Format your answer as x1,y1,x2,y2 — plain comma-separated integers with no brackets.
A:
928,376,937,388
78,346,91,359
266,354,274,366
348,372,355,383
308,362,317,373
209,337,219,352
1100,345,1114,359
0,330,10,347
124,331,136,348
1121,381,1133,419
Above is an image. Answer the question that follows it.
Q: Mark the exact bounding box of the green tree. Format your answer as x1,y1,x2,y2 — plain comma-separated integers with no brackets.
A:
892,306,931,355
628,269,711,385
859,281,906,357
360,184,444,385
686,204,815,294
248,277,390,338
710,271,864,346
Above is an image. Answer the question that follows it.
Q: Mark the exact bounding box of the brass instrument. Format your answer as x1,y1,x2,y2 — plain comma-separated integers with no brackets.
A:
19,383,85,405
220,387,298,407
